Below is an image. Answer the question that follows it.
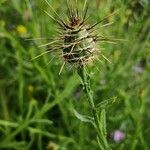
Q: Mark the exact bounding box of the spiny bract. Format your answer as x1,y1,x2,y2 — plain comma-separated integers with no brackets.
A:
62,9,97,66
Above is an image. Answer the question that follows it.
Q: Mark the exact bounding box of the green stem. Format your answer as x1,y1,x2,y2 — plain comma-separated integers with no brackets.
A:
77,66,111,150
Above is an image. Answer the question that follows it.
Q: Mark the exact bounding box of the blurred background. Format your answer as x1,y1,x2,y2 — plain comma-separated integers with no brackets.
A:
0,0,149,149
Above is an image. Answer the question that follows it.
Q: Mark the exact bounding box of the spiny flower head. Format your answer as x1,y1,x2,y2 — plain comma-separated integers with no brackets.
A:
44,0,100,68
32,0,118,73
62,14,97,65
47,1,97,66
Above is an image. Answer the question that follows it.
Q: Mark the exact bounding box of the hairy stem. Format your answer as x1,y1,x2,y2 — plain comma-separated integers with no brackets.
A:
77,66,111,150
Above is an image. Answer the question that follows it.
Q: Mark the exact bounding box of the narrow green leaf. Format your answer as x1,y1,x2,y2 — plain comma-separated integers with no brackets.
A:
96,97,117,110
73,109,94,123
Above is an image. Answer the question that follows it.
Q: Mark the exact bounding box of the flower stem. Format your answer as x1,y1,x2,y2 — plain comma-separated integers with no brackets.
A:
77,66,111,150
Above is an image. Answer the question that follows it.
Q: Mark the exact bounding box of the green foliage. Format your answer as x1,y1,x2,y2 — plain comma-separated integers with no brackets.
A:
0,0,149,149
73,109,94,124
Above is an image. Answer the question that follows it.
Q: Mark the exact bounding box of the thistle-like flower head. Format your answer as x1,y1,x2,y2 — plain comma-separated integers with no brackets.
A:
44,0,100,69
62,9,97,66
33,0,118,73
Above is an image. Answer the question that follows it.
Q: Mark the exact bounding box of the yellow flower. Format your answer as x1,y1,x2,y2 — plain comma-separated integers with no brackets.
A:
16,25,27,35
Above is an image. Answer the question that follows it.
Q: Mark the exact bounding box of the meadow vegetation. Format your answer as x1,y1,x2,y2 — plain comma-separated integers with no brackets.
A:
0,0,149,149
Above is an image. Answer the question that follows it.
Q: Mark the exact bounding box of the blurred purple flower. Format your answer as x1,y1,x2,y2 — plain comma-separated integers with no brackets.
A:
112,130,125,143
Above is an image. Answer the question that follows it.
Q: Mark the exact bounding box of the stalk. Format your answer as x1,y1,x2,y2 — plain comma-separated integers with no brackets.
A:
77,66,111,150
42,1,114,149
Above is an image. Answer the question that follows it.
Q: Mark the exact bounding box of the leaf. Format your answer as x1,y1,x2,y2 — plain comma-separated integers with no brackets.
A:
30,119,53,125
28,127,55,138
140,0,149,7
73,109,94,124
96,96,118,110
0,120,18,128
0,141,26,150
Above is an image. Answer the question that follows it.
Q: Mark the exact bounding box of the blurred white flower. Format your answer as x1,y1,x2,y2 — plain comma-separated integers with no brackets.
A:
133,65,144,74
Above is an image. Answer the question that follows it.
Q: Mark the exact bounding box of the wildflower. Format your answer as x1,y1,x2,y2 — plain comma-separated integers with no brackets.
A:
53,5,98,67
47,142,59,150
112,130,125,143
38,0,117,74
133,64,144,74
33,1,117,149
16,25,27,36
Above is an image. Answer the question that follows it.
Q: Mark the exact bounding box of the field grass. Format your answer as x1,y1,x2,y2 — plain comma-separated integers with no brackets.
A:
0,0,149,149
